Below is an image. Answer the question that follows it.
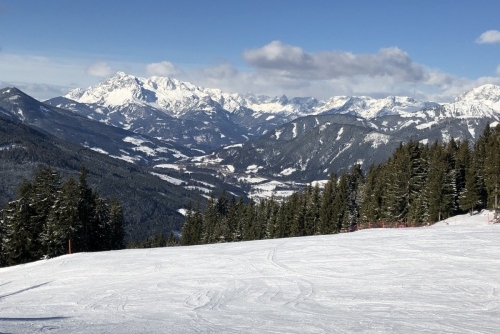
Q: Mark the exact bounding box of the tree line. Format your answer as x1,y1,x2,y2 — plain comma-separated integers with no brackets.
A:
0,166,126,267
181,124,500,245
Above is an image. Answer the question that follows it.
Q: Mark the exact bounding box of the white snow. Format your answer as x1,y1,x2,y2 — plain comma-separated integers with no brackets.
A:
238,176,268,184
88,147,109,155
1,212,499,333
246,165,262,174
319,122,331,132
150,172,184,185
109,155,140,164
416,121,437,130
292,123,297,139
123,136,149,146
223,165,235,173
280,167,296,176
223,143,243,149
363,132,390,148
184,185,212,194
419,138,429,145
153,164,180,170
336,127,344,140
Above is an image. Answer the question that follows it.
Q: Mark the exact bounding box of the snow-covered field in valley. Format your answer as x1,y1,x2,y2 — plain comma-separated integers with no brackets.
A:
1,211,499,333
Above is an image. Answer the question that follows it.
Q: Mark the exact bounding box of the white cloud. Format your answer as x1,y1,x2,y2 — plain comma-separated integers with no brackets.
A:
86,61,113,77
2,42,500,104
242,41,426,83
146,61,183,77
476,30,500,44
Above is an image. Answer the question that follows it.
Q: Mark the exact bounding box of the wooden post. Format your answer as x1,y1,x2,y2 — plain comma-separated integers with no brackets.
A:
68,239,72,254
495,190,498,222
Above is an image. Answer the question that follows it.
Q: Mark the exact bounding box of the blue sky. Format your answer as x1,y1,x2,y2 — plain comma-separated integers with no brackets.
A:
1,0,499,101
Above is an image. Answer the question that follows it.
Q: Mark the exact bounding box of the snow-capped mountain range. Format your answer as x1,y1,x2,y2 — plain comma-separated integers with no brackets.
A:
2,72,500,200
43,72,500,188
63,72,500,121
49,73,500,159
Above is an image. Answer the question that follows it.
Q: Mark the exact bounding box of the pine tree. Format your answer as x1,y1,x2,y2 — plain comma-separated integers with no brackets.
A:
181,204,203,246
484,124,500,219
472,124,491,208
459,158,482,215
76,167,97,252
360,165,383,226
2,196,37,265
332,172,349,232
265,198,280,238
42,177,80,257
319,173,338,234
30,167,62,257
89,197,109,251
346,165,363,231
108,198,126,250
426,142,455,222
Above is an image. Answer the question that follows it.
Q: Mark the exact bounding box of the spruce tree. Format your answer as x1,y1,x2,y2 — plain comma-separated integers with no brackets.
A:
42,177,80,257
77,167,97,252
108,198,126,250
332,172,349,232
319,173,338,233
2,197,36,265
360,165,384,226
484,124,500,219
459,159,482,215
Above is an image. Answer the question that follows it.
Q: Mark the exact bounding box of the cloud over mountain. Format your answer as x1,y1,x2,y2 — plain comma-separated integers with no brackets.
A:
86,61,113,78
146,61,183,77
242,41,426,82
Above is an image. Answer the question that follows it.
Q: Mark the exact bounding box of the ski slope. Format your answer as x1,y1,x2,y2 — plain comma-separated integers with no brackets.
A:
1,211,499,333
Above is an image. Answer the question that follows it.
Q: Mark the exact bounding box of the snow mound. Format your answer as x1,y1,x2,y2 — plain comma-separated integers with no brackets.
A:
433,210,497,227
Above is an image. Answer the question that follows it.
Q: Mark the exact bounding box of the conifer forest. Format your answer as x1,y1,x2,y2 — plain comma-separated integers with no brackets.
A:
181,124,500,245
2,124,499,264
0,167,126,267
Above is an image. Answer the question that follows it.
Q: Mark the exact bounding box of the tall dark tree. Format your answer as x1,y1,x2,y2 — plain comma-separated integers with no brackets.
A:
484,125,500,219
319,173,338,234
1,197,36,265
459,158,482,215
41,177,80,257
108,198,126,250
76,166,97,252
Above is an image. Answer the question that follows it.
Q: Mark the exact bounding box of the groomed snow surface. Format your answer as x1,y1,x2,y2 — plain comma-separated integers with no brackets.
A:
1,211,499,333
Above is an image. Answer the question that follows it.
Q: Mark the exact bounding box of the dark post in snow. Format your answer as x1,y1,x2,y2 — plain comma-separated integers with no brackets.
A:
68,239,72,254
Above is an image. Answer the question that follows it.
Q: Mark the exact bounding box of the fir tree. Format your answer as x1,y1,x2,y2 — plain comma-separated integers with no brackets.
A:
108,198,126,250
459,159,482,215
319,173,338,234
42,177,80,257
484,124,500,219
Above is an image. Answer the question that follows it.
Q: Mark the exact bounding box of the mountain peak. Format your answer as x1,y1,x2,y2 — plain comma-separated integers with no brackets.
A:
456,84,500,103
62,71,500,121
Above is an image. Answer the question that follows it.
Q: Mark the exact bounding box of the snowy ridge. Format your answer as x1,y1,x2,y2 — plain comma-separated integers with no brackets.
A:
1,212,499,333
66,72,321,117
440,84,500,119
66,72,500,121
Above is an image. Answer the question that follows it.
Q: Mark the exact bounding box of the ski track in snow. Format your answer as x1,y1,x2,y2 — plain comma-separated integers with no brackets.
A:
0,214,500,333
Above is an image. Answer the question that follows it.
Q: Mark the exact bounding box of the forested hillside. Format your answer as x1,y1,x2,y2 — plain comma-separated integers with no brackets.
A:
0,167,125,267
182,124,500,245
0,115,205,242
